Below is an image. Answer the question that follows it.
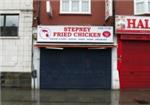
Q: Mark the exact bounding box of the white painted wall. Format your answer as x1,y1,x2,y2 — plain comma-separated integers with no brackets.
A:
111,35,120,89
0,0,33,72
32,46,40,89
0,0,32,10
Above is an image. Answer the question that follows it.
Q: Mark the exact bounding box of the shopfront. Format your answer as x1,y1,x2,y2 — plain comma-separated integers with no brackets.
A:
116,16,150,89
36,25,114,89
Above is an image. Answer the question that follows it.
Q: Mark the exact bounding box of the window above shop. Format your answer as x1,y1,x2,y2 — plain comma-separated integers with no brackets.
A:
60,0,91,14
0,14,19,37
134,0,150,15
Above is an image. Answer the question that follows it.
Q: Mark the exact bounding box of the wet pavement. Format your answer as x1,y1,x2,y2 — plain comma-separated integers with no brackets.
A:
1,88,150,105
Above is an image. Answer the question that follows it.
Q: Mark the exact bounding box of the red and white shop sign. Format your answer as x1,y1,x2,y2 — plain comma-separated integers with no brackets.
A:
116,15,150,34
37,26,113,43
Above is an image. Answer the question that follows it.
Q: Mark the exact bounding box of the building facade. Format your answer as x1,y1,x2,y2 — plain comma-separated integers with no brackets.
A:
1,0,150,89
115,0,150,89
33,0,118,89
116,15,150,89
33,0,150,90
0,0,33,88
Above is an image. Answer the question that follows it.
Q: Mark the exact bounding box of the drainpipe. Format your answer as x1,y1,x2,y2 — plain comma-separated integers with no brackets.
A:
112,0,115,28
37,0,41,24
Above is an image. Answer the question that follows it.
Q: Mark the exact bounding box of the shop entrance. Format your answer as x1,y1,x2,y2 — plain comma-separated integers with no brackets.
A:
40,48,111,89
118,36,150,89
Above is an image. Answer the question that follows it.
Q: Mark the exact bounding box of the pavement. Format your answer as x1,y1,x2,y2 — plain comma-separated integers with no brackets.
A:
1,88,150,105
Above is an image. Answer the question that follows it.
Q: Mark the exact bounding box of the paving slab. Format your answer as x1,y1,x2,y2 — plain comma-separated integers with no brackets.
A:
1,88,150,105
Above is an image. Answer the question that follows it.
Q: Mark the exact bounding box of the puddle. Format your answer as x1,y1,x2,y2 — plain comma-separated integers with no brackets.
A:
134,99,149,104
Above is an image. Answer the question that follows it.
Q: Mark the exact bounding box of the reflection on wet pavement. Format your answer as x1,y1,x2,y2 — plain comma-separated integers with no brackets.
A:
1,88,150,105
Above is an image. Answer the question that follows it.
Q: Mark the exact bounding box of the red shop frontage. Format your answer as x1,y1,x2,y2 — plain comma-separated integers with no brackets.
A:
116,15,150,89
